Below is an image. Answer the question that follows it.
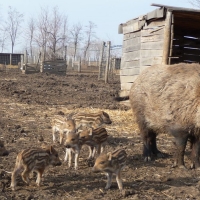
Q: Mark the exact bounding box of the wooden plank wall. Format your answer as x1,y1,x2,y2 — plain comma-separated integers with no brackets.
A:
120,19,165,96
140,20,164,69
120,30,141,96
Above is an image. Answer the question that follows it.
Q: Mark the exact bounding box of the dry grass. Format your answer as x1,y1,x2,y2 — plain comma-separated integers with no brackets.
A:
50,106,138,136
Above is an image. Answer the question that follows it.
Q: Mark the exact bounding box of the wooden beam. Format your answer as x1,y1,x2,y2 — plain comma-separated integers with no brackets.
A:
162,11,172,65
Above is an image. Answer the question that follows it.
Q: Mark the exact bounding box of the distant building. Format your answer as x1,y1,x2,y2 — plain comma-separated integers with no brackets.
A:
0,53,23,65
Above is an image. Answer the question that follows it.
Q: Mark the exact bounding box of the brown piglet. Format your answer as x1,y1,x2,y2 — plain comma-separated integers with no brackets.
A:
10,145,62,191
92,148,127,190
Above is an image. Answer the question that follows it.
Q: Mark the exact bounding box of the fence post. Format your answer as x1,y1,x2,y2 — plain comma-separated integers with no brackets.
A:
98,41,105,80
105,41,111,84
78,57,81,72
40,50,44,73
10,54,12,65
64,45,67,61
20,54,23,70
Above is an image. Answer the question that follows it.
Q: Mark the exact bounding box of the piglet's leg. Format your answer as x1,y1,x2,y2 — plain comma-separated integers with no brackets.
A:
116,170,123,190
88,146,93,159
35,168,45,186
52,127,56,143
105,172,113,190
10,166,23,191
68,149,72,168
74,149,80,170
64,148,69,162
60,131,64,144
21,167,31,185
96,144,101,157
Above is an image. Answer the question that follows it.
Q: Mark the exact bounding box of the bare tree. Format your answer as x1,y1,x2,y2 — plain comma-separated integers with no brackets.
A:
47,6,67,60
90,40,102,62
83,21,97,64
0,25,8,53
5,6,23,53
35,7,50,61
25,17,36,61
70,23,83,60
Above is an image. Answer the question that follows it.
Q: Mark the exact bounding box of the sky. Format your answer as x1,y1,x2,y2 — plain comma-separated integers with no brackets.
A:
0,0,195,53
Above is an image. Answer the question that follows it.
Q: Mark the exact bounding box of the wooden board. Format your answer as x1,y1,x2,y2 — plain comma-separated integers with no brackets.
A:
123,20,145,34
141,27,164,37
183,54,200,62
120,60,140,68
123,43,141,53
140,56,162,66
141,41,163,50
120,67,140,76
123,31,141,41
123,37,140,46
123,51,140,61
183,48,200,55
141,34,164,43
140,49,163,58
144,20,165,28
120,75,138,83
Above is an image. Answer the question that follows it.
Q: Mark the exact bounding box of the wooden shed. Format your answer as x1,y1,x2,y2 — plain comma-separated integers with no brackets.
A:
118,3,200,97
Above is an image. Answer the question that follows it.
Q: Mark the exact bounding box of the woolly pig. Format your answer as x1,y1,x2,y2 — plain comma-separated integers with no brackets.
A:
129,63,200,169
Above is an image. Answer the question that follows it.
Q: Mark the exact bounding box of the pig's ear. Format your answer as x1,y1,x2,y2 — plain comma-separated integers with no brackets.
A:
107,152,112,161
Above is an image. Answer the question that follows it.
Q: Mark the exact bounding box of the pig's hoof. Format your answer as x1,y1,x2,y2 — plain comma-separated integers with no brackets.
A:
144,156,151,162
105,186,110,190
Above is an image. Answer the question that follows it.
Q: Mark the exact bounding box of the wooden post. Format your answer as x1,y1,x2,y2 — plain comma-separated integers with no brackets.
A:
40,50,44,73
10,54,12,65
98,41,105,80
105,41,111,83
78,57,81,72
162,11,172,65
25,50,28,65
20,54,23,70
88,57,91,67
64,45,67,61
169,13,174,65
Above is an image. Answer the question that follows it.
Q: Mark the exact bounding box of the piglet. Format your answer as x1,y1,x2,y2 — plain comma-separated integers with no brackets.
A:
64,132,82,170
10,145,62,191
92,148,127,190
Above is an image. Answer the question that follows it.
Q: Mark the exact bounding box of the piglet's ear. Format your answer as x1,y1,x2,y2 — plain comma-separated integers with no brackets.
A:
89,128,93,136
107,152,112,161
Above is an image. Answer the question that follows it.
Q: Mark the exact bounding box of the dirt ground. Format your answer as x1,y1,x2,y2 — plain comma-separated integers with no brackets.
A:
0,69,200,200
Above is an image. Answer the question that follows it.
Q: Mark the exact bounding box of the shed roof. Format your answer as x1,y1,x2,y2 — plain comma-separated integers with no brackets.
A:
119,3,200,34
151,3,200,12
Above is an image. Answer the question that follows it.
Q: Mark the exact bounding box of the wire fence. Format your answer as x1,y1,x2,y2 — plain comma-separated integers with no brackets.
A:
0,41,122,83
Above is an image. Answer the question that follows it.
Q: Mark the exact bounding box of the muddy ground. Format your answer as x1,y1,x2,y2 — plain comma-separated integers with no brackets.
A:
0,69,200,200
